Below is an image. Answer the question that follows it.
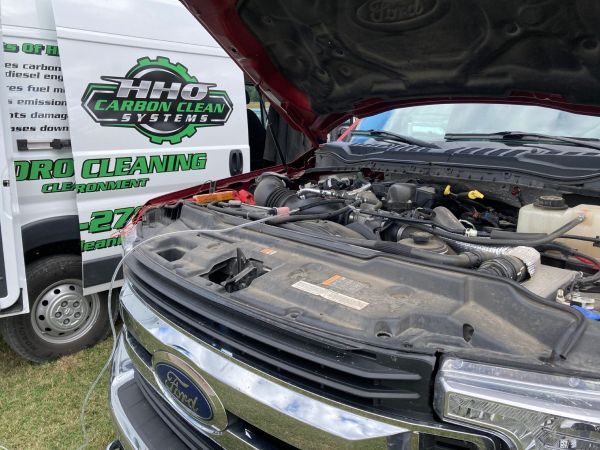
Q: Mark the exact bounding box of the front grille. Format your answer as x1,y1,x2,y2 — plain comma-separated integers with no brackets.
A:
126,255,435,421
134,369,296,450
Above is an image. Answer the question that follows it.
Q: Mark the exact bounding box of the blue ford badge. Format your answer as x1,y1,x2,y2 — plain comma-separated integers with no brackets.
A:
155,362,213,420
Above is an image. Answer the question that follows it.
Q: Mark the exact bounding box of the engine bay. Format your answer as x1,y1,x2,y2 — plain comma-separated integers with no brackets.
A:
131,141,600,369
197,169,600,308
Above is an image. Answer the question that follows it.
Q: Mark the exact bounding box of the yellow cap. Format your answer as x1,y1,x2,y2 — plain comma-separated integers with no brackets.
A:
468,190,484,200
444,185,452,196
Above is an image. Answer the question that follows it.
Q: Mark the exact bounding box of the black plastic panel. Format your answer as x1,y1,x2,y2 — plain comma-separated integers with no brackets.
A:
315,141,600,184
127,203,600,380
126,255,437,421
83,254,122,287
116,377,191,450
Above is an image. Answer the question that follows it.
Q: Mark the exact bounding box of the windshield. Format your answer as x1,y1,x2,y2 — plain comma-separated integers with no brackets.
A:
350,103,600,143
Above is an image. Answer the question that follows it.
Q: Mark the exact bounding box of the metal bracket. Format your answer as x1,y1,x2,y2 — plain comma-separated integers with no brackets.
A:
209,180,217,194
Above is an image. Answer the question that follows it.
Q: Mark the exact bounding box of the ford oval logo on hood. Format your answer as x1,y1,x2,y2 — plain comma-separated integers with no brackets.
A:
155,362,213,420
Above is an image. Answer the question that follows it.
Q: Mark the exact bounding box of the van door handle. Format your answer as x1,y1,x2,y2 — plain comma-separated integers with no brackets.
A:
229,149,243,176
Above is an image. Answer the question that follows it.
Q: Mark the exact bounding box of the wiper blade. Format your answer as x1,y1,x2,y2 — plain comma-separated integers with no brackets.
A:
445,131,600,152
354,129,440,148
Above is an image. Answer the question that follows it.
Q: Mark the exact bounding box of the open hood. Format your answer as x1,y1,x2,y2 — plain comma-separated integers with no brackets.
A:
183,0,600,143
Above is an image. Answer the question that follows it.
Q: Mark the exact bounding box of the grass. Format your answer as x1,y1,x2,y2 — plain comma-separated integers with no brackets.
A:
0,336,115,449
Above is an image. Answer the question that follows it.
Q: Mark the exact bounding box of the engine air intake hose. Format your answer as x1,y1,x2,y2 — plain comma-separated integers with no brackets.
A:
254,175,294,207
477,256,528,282
254,175,346,214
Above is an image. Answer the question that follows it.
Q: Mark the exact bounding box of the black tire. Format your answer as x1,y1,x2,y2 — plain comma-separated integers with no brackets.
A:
0,254,112,362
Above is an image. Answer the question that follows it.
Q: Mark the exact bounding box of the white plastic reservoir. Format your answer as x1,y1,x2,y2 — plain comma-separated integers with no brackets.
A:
517,196,600,259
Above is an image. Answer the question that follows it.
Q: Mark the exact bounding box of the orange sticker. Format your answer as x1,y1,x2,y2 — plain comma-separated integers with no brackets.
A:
260,248,277,255
322,274,342,286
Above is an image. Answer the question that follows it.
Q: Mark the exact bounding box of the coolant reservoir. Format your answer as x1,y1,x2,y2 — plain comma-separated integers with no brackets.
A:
517,196,600,258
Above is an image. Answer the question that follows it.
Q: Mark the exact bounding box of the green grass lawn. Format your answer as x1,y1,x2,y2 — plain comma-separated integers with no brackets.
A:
0,337,115,449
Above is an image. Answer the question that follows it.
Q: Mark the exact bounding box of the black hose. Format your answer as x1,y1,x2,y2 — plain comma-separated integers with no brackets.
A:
206,203,481,267
489,229,546,240
489,230,600,245
561,234,600,244
355,209,460,233
267,206,353,224
552,318,587,362
332,238,482,268
295,199,347,212
386,243,481,267
207,203,352,225
353,210,596,247
420,216,584,247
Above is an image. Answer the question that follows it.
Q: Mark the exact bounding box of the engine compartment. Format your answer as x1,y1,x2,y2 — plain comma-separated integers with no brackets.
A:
201,169,600,307
130,140,600,373
132,181,600,372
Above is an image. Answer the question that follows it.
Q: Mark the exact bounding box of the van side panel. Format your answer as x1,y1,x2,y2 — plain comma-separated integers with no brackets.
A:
0,3,32,313
2,0,79,250
52,0,249,292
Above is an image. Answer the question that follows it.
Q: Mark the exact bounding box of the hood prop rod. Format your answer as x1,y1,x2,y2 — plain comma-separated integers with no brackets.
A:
260,91,288,170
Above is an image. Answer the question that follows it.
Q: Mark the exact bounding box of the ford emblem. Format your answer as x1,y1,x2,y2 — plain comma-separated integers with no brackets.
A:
152,351,228,431
155,362,213,420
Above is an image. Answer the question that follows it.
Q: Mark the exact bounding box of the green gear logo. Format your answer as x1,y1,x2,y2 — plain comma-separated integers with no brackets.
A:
82,57,233,145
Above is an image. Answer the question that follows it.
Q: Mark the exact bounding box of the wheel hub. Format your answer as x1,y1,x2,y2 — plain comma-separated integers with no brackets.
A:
45,288,89,332
31,281,100,343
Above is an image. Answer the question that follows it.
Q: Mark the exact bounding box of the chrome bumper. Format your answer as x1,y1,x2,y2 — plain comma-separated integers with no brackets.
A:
109,283,494,449
108,333,145,450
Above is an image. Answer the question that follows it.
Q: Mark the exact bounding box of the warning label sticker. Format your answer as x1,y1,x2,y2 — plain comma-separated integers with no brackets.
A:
322,274,369,294
292,280,369,310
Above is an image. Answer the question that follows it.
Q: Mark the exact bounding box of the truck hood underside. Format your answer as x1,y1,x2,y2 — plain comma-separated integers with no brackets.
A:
184,0,600,142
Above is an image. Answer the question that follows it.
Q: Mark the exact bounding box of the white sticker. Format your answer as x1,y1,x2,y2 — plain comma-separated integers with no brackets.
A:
292,280,369,310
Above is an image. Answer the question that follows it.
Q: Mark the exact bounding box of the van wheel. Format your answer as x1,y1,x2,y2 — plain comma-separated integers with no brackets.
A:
0,255,112,362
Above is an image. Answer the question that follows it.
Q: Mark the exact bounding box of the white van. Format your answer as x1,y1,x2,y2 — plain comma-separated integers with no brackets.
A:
0,0,251,361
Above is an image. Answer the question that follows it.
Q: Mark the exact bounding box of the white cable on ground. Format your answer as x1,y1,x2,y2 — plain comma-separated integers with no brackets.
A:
76,214,275,449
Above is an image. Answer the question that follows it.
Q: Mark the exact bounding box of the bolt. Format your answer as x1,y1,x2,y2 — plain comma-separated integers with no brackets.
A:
73,301,80,308
61,301,68,307
63,319,70,325
74,312,81,318
55,312,62,318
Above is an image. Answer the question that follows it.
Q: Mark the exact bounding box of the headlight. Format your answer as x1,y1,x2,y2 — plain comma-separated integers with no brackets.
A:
435,358,600,450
